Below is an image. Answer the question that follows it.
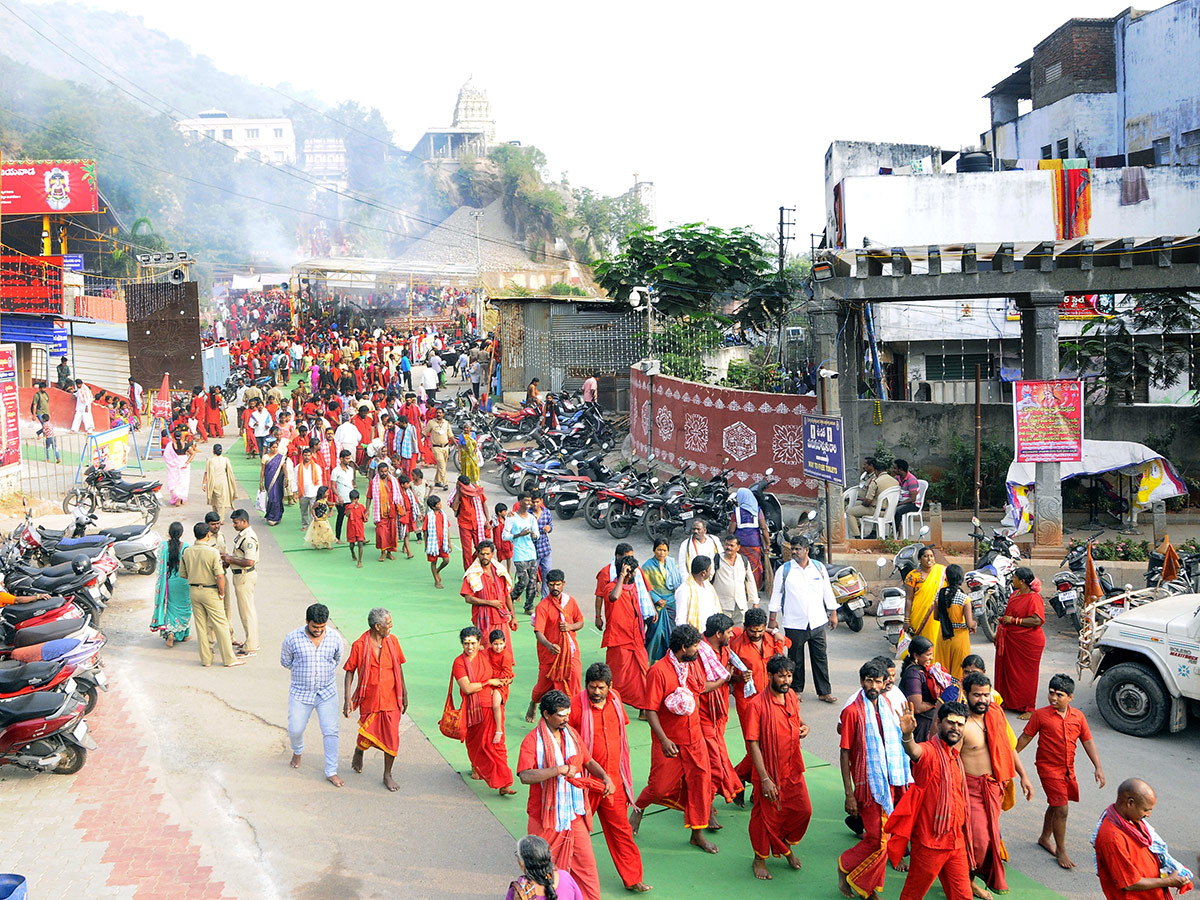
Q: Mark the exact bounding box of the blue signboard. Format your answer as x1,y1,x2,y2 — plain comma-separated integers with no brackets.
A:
801,413,846,486
0,317,69,355
62,254,85,271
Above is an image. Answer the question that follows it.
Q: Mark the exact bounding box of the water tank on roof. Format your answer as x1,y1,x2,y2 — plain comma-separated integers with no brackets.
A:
957,151,993,173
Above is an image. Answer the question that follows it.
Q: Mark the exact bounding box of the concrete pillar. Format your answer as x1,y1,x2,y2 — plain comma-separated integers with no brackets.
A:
810,299,846,545
1016,291,1064,554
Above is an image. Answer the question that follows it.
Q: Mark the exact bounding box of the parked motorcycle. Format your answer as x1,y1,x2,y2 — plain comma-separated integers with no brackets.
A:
63,466,162,525
0,691,95,774
7,623,107,714
1050,536,1132,631
875,524,933,647
964,518,1021,642
44,507,160,575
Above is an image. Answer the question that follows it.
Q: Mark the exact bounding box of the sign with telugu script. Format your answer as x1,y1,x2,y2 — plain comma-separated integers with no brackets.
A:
802,413,846,486
1013,379,1084,463
0,159,99,215
0,255,64,315
0,345,21,473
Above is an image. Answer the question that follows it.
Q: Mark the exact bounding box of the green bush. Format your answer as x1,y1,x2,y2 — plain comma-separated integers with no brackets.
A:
721,359,782,392
927,435,1014,509
548,282,587,297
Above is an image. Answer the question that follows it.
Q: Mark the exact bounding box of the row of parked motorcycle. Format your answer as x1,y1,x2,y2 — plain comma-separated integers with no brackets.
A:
2,484,165,776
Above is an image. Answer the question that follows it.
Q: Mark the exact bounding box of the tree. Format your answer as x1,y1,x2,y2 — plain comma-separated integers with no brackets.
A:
593,223,773,319
571,187,649,261
1060,291,1200,404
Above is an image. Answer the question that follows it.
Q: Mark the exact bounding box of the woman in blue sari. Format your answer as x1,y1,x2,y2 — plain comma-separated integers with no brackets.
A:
259,437,287,526
641,538,682,663
150,522,191,647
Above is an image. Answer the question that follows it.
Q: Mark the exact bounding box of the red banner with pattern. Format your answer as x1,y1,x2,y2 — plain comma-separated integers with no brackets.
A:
629,368,818,497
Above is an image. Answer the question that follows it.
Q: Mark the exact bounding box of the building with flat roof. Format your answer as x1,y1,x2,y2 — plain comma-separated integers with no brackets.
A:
177,110,296,164
412,79,498,161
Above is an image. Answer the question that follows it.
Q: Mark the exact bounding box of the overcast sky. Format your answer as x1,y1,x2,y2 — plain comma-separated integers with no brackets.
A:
32,0,1166,242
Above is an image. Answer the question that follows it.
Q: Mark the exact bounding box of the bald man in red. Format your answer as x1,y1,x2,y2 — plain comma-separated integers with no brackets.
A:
885,700,973,900
631,623,718,854
569,664,651,893
518,689,615,900
1094,778,1192,900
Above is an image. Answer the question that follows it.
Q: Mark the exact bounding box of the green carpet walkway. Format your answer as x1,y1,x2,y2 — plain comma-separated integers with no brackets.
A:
225,432,1066,899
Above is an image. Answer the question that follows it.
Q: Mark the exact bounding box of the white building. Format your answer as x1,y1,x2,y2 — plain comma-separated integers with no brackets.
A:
177,110,296,164
412,79,498,161
984,0,1200,166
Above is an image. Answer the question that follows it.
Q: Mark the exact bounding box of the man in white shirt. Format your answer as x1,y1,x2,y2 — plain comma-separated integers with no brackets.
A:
71,379,95,433
677,520,722,574
293,446,324,528
674,555,720,629
330,450,357,541
767,535,839,703
333,413,362,462
420,364,439,402
712,534,757,623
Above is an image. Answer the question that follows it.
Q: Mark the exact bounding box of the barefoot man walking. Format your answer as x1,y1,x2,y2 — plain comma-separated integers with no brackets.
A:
343,607,408,792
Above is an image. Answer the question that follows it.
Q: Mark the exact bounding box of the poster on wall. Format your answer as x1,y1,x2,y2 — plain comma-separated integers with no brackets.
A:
1013,379,1084,463
801,414,846,485
0,344,21,471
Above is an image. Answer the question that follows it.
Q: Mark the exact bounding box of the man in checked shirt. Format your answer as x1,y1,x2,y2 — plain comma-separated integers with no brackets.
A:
281,603,345,787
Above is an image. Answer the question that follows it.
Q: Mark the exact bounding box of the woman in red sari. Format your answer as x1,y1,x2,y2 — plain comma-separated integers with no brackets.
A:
451,626,517,795
994,566,1046,718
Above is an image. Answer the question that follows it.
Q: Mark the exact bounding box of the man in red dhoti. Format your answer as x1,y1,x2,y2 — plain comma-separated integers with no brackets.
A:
838,660,913,900
745,654,813,879
450,475,489,569
342,608,407,792
729,607,790,789
452,625,516,795
517,690,614,900
698,613,743,830
526,568,584,723
631,623,718,854
351,404,374,468
461,540,517,638
885,701,973,900
568,664,651,893
367,461,400,561
596,555,652,711
1093,778,1193,900
961,672,1035,899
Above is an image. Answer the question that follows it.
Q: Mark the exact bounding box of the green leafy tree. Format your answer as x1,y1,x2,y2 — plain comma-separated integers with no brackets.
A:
1061,291,1200,404
594,223,773,319
571,187,649,261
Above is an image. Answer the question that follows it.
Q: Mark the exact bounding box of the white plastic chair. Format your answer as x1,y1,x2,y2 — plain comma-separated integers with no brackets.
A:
843,486,859,510
901,479,929,539
861,486,901,541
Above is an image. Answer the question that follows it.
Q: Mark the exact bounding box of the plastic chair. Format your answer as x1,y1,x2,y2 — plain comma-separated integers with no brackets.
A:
861,486,901,541
843,486,859,510
901,479,929,539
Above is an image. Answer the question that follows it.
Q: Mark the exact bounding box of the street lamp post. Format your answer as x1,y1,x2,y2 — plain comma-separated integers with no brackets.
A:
629,285,654,456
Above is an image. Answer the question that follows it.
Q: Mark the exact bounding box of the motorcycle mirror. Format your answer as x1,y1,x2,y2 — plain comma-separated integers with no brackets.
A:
876,557,888,568
806,509,818,521
765,467,774,476
647,453,656,462
1124,583,1133,591
971,516,980,527
919,525,931,537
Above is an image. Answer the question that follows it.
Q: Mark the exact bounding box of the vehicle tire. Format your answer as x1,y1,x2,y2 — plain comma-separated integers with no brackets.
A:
520,476,539,496
583,494,606,530
557,504,576,520
1069,610,1082,633
977,590,998,643
761,494,784,533
451,447,461,472
80,684,99,715
518,416,539,436
136,493,160,526
138,554,157,576
62,489,95,516
643,506,665,543
847,611,865,633
606,502,634,539
1096,662,1170,737
501,468,524,495
52,742,87,775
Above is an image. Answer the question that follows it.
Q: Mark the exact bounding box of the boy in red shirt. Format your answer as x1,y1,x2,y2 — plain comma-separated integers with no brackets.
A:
486,628,515,728
344,489,368,568
491,502,513,573
1016,673,1107,870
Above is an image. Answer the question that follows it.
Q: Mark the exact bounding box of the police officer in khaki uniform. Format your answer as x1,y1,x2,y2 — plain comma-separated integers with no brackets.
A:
224,509,261,657
423,408,454,488
178,523,241,667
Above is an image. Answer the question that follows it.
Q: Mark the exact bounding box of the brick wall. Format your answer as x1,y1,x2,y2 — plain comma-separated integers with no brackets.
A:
1033,19,1116,111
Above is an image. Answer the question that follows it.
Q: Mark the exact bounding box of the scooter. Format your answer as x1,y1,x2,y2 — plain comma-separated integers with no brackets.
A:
0,594,84,632
0,691,95,775
875,524,933,647
831,564,869,632
52,507,161,575
1050,537,1130,631
0,658,79,702
8,624,107,714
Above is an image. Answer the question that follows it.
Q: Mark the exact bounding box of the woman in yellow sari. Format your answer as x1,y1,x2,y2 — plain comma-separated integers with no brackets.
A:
460,426,481,484
902,545,945,658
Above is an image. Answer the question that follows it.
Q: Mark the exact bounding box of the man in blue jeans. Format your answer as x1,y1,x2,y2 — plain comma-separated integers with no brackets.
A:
531,490,553,595
503,491,539,615
281,603,345,787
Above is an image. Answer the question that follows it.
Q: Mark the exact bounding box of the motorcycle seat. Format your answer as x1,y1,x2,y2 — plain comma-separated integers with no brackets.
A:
12,560,80,578
54,536,112,550
0,596,71,623
832,566,855,580
0,660,63,693
12,619,85,648
0,691,69,725
48,549,107,566
23,575,90,596
99,524,151,541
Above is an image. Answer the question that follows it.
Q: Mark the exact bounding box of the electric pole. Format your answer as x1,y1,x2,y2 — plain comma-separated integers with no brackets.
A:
777,206,795,367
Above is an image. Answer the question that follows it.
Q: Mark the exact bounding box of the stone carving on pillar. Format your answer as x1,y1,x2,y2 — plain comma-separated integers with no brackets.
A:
1034,492,1064,548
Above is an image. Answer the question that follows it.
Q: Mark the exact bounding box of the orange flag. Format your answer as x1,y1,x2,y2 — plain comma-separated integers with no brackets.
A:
1083,544,1104,609
1160,540,1182,586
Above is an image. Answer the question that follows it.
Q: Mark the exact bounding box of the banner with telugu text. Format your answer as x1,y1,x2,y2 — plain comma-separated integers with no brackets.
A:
1012,379,1084,463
